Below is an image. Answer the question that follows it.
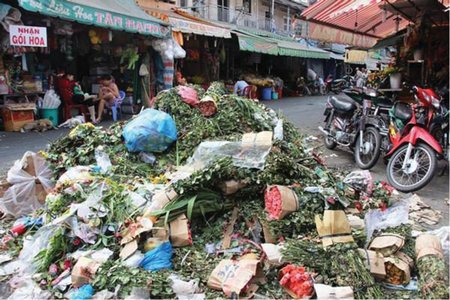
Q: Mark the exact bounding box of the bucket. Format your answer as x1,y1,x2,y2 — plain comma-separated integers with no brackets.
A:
261,87,272,100
39,108,59,126
389,73,402,89
272,92,279,100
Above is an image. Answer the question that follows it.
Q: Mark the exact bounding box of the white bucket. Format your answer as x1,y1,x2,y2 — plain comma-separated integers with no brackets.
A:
390,73,402,89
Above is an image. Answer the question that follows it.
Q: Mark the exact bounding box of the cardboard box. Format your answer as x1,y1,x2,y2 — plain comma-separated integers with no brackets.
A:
2,103,35,132
71,257,101,287
358,248,386,279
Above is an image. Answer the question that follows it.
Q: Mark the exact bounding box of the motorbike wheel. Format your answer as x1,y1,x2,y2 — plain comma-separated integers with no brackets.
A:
386,143,437,192
324,116,337,150
354,127,381,169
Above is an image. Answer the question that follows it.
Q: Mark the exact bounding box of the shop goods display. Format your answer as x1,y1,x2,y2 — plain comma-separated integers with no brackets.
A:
0,82,448,300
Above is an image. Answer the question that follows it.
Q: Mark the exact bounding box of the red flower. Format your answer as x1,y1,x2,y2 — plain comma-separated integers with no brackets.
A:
326,197,336,205
73,238,81,246
63,260,71,270
355,202,363,212
378,202,387,212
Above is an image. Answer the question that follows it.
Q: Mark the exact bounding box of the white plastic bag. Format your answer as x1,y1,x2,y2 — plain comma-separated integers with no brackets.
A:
169,274,201,298
43,89,61,109
427,226,450,259
0,152,54,217
273,119,283,141
364,199,410,241
173,38,186,59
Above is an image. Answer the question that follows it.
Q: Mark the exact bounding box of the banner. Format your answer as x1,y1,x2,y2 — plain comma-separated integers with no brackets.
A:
18,0,169,38
10,25,47,47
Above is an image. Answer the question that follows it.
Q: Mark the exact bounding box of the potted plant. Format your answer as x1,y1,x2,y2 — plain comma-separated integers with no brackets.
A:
383,66,403,89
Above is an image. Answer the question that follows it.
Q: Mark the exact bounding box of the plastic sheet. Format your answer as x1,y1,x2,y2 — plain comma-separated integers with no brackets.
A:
6,278,51,300
184,140,272,171
169,274,200,297
177,86,199,107
343,170,374,194
94,148,112,174
273,119,283,141
57,166,93,185
364,200,410,242
427,226,450,259
139,241,173,271
122,109,177,153
123,251,144,268
1,152,54,217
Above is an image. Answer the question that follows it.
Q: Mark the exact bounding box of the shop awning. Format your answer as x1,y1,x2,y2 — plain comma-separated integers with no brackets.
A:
301,0,410,47
371,30,406,49
277,40,330,59
143,8,231,38
18,0,170,38
235,33,279,55
330,52,345,60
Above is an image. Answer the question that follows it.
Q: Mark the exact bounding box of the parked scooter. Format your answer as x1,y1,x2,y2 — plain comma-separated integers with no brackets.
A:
325,75,350,94
385,86,444,192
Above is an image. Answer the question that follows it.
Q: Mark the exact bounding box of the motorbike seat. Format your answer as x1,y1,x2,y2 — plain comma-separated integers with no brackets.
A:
393,102,412,120
330,96,357,112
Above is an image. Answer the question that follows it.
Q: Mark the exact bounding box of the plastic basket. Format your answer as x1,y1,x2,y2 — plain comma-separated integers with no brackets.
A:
39,108,59,126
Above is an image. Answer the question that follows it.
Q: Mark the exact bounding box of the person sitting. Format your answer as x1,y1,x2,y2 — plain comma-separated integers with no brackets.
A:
296,76,311,96
60,72,97,122
95,74,120,123
233,76,249,96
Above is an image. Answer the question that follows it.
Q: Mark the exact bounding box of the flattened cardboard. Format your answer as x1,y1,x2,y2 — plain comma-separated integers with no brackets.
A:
314,284,354,299
71,257,101,287
222,207,239,249
315,210,354,247
358,248,386,279
368,234,405,257
261,243,283,266
242,131,273,147
169,214,191,247
415,234,444,260
261,219,277,243
120,239,138,260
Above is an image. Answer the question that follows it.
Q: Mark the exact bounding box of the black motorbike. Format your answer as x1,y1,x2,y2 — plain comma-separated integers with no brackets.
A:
320,88,394,169
325,75,353,94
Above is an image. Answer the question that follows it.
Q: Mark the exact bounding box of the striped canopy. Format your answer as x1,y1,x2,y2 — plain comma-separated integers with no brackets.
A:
301,0,410,39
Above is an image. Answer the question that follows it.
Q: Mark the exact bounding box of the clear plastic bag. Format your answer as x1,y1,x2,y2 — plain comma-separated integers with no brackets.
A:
43,89,61,109
427,226,450,259
343,170,374,194
169,274,200,297
94,147,112,174
122,109,177,153
364,199,410,241
1,152,54,217
273,119,283,141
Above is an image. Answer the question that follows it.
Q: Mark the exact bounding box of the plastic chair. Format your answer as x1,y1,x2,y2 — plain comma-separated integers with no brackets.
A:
243,85,258,99
57,77,87,121
110,91,126,121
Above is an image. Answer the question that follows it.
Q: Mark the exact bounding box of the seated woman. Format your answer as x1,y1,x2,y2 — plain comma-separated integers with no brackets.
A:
96,74,119,123
60,72,97,121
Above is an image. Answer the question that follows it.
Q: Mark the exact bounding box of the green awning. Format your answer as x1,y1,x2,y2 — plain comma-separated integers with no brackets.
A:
277,40,330,59
18,0,170,38
236,34,279,55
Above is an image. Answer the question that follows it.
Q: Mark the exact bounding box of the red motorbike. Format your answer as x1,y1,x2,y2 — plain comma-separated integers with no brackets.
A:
386,86,443,192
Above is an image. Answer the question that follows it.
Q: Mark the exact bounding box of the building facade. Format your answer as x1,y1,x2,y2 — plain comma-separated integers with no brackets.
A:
137,0,309,36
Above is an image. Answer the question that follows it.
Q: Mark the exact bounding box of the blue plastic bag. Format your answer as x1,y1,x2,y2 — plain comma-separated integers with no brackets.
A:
70,284,94,300
123,109,177,153
139,241,173,271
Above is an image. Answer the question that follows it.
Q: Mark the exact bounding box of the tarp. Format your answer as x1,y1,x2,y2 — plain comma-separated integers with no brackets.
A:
236,33,279,55
18,0,170,38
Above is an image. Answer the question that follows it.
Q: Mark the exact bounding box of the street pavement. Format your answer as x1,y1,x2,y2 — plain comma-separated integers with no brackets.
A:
0,96,448,227
265,95,449,228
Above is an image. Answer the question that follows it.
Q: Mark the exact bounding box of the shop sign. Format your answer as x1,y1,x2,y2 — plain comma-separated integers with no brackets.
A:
18,0,169,38
9,25,47,47
298,22,377,49
170,18,231,38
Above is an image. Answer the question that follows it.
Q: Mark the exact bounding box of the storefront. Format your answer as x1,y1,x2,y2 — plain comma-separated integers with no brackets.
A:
0,0,170,130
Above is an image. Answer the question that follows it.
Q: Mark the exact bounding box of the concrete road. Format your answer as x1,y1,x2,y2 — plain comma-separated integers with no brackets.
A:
265,95,449,228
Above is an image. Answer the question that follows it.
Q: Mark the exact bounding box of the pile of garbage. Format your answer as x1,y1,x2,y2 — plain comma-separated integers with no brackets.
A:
0,82,448,299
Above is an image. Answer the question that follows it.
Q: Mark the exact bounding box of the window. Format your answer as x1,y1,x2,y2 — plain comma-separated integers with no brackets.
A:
265,11,271,19
283,17,289,32
179,0,187,7
243,0,251,14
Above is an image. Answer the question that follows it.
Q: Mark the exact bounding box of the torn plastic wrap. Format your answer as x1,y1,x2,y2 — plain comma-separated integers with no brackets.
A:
364,200,410,242
343,170,374,194
184,140,272,171
1,152,54,217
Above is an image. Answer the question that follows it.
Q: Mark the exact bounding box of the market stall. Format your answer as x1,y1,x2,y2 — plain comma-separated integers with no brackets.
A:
0,0,170,131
